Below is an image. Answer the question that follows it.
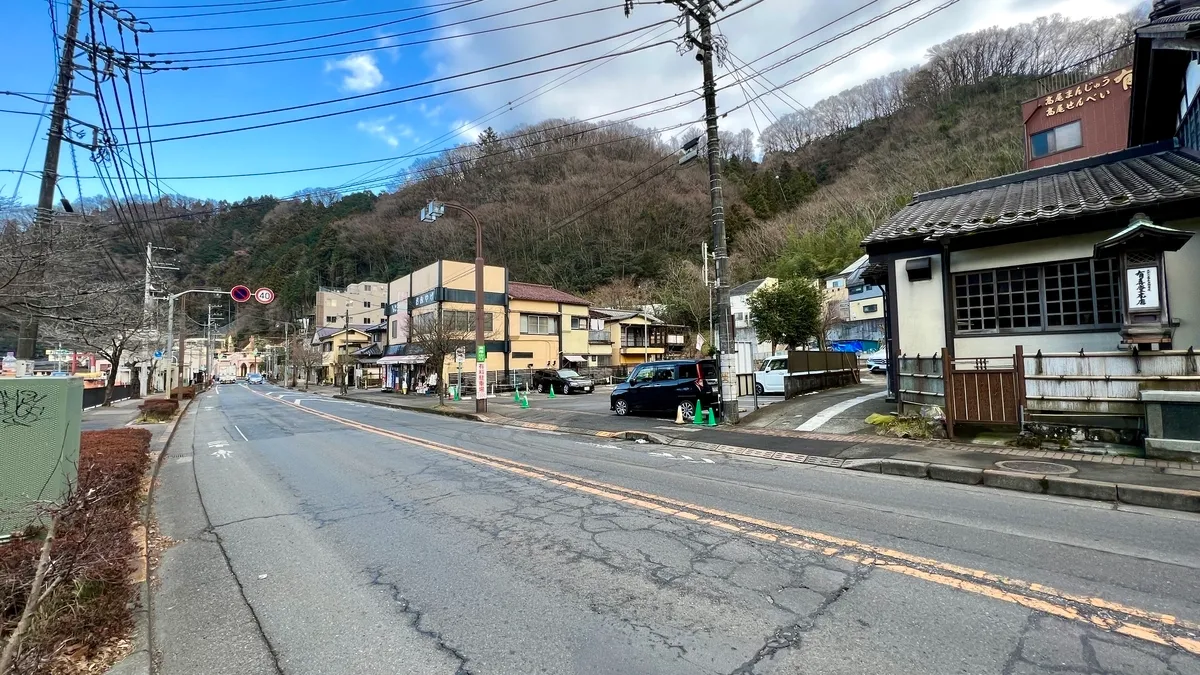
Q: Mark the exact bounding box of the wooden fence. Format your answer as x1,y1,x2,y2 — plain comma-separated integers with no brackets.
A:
898,346,1200,436
786,350,858,375
1022,348,1200,416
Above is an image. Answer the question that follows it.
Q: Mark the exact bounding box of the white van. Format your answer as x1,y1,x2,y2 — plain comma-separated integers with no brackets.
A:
753,355,789,395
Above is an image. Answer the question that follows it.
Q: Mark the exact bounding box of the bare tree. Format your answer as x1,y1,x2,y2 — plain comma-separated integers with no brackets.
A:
290,341,324,391
406,307,473,406
653,260,710,332
43,292,147,405
820,298,845,352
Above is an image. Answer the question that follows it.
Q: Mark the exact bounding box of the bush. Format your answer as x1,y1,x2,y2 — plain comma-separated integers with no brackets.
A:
0,429,152,674
137,399,178,420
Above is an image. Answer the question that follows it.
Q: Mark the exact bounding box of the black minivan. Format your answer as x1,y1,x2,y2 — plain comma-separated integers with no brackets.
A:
610,359,719,420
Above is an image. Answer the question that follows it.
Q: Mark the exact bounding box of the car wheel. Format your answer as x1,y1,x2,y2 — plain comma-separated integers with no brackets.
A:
613,398,629,416
754,382,765,396
538,382,546,394
563,384,570,394
680,400,696,421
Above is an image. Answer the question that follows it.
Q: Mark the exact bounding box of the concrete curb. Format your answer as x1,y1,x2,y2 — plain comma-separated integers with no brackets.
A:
333,394,487,422
339,391,1200,514
108,396,193,675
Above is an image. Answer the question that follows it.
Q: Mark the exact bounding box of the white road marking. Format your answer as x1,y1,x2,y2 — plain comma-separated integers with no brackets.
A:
234,425,248,442
211,449,233,459
207,440,228,448
175,456,193,464
648,451,716,464
795,390,888,432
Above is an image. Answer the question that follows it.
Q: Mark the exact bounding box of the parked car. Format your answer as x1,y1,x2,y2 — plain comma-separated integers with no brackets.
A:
753,355,789,395
864,350,888,374
532,368,594,394
218,374,236,385
610,359,719,420
247,373,264,385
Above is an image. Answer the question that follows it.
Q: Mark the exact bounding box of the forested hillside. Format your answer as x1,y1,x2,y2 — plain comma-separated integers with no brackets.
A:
8,11,1142,338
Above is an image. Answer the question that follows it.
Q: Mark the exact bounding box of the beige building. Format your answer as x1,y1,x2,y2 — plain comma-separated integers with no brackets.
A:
311,281,389,331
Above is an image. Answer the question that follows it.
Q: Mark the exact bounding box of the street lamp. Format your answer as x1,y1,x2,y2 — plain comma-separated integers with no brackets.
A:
420,200,487,413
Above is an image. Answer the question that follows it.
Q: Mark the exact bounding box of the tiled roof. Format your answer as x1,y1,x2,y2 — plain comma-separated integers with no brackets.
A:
508,281,590,305
730,279,768,297
864,145,1200,246
1140,2,1200,34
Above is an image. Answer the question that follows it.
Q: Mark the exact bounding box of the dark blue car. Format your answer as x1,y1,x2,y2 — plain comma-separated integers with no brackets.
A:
610,359,719,420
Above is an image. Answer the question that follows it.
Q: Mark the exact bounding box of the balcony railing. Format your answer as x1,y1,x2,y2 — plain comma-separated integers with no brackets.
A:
588,330,612,344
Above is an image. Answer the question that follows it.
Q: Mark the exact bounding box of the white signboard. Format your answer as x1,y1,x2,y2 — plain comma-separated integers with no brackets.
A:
475,362,487,400
455,347,466,364
1126,267,1160,310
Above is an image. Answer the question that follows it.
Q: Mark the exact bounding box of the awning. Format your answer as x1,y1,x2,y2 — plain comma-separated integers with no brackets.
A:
378,354,429,365
563,355,585,363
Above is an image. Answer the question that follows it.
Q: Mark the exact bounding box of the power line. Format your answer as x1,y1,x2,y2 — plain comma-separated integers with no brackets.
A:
723,0,963,113
144,0,482,34
334,20,679,192
124,41,677,145
117,0,349,9
132,0,356,20
143,4,641,70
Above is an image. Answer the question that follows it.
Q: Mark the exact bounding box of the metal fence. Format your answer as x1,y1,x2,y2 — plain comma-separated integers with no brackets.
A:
82,384,134,409
1023,348,1200,415
785,350,858,374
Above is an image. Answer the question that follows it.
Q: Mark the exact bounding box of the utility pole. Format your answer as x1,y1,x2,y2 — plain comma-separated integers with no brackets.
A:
175,295,186,399
15,0,84,365
697,1,737,423
341,308,350,394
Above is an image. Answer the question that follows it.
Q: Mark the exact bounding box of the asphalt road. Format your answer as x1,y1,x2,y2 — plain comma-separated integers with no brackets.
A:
153,383,1200,675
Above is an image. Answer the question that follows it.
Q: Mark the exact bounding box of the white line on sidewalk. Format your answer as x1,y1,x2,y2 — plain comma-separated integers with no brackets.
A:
795,390,888,432
234,425,249,442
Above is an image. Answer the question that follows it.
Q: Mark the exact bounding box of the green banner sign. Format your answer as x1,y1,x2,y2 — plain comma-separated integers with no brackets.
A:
476,345,486,361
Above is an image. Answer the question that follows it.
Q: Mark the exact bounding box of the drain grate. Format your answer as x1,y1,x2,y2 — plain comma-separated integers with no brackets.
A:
995,460,1077,475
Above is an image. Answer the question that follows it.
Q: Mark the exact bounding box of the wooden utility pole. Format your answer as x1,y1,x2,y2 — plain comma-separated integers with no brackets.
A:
341,308,350,394
175,295,186,400
15,0,84,362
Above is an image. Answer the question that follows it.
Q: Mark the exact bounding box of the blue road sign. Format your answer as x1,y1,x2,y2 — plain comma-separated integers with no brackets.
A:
154,350,163,359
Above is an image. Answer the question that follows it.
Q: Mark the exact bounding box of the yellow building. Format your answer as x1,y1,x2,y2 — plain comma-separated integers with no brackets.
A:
381,260,509,390
507,281,592,373
590,308,688,367
311,326,372,385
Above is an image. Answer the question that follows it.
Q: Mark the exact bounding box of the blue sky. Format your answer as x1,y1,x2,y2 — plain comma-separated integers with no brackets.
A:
1,0,1139,206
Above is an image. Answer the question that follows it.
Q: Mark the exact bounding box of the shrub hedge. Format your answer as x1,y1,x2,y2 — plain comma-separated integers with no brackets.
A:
0,428,152,674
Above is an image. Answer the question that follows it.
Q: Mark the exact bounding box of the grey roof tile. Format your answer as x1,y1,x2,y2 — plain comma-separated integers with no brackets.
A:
864,147,1200,246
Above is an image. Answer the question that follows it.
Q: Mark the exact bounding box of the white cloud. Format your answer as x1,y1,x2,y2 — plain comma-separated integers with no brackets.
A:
376,33,402,63
449,119,479,143
325,53,384,93
419,0,1142,142
357,116,414,147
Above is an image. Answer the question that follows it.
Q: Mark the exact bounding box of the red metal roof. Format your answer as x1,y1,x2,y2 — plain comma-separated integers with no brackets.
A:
508,281,590,306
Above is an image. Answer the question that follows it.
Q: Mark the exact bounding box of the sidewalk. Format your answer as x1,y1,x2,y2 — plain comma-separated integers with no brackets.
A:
337,388,1200,513
81,396,143,431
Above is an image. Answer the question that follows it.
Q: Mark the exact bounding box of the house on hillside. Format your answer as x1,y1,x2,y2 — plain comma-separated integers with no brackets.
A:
730,278,777,361
310,281,388,331
824,256,886,353
311,326,372,386
863,0,1200,439
590,308,688,367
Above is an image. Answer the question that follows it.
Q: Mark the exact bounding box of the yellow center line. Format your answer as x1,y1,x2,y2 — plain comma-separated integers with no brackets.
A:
244,389,1200,656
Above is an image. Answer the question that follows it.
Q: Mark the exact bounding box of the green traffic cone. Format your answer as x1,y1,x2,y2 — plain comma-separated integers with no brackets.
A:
548,384,556,399
692,401,704,425
707,409,718,427
520,393,530,409
514,387,521,402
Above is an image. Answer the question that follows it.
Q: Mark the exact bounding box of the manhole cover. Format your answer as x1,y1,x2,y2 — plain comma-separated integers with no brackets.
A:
995,460,1077,475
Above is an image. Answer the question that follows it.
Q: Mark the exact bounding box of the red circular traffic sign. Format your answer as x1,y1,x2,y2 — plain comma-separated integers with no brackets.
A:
254,287,276,304
230,285,251,303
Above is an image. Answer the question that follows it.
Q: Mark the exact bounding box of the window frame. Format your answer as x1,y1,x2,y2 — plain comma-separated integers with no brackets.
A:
952,257,1122,336
520,314,558,335
1030,120,1083,159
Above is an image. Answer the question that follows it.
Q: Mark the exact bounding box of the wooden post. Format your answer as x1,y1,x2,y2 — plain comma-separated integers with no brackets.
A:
1014,345,1027,427
942,347,955,439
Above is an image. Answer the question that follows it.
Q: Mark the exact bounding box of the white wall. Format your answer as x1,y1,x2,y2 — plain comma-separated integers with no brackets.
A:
955,332,1121,358
950,229,1118,272
1165,220,1200,349
894,254,946,356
